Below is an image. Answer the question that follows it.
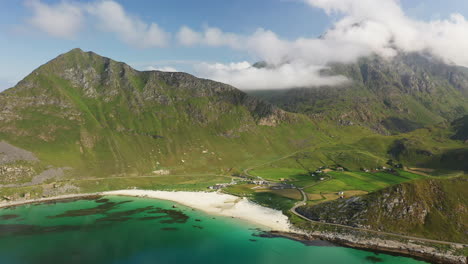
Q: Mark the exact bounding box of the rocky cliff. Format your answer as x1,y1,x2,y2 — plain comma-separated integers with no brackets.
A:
297,176,468,244
0,48,315,179
249,53,468,134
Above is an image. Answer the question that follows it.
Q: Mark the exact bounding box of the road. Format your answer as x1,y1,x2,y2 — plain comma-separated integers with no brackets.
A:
2,146,465,248
290,188,467,247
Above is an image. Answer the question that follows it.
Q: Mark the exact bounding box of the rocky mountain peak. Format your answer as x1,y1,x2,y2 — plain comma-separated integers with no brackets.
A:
2,49,288,126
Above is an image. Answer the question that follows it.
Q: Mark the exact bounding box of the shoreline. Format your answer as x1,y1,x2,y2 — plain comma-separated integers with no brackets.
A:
0,192,103,209
0,190,292,232
0,190,465,264
103,190,292,232
272,231,454,264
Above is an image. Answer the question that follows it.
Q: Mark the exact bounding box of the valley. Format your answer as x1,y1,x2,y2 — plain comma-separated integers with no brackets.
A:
0,49,466,263
2,1,468,263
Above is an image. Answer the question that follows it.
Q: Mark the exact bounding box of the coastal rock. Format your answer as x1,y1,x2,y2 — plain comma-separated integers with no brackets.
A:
297,177,468,244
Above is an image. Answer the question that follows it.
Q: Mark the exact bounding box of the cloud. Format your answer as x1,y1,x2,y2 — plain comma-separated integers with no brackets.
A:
87,1,170,48
25,0,84,39
24,0,169,48
179,27,358,89
194,61,348,90
179,0,468,89
177,26,241,48
145,66,178,72
22,0,468,90
304,0,468,66
177,26,202,46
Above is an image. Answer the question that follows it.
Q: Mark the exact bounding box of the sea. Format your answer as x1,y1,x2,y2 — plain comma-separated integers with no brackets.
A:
0,195,428,264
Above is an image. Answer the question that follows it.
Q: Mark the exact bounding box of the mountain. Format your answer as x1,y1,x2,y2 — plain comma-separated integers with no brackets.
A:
451,115,468,142
248,53,468,134
1,49,465,262
384,115,468,172
296,176,468,244
1,49,466,186
0,48,317,180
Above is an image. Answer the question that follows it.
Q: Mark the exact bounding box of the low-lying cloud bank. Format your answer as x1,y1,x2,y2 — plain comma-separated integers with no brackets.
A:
180,0,468,89
24,0,468,90
195,62,348,90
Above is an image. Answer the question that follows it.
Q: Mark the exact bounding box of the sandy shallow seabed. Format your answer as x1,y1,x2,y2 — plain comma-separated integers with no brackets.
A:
104,190,292,232
0,190,292,232
0,193,102,209
1,190,464,263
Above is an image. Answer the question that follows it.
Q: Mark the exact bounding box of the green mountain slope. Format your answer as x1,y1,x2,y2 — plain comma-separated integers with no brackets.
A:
385,116,468,173
249,53,468,134
0,49,465,199
0,49,319,180
451,115,468,142
296,176,468,243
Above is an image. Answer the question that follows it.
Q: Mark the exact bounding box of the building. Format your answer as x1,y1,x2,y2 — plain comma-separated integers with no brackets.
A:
208,183,230,190
252,180,268,185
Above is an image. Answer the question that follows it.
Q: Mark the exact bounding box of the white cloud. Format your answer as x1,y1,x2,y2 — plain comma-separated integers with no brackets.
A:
179,0,468,89
177,26,241,48
25,0,84,39
24,0,169,48
303,0,468,66
87,1,170,48
177,26,202,46
194,61,348,90
145,66,178,72
422,14,468,66
22,0,468,90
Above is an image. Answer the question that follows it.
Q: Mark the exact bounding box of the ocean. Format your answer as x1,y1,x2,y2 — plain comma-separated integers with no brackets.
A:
0,195,427,264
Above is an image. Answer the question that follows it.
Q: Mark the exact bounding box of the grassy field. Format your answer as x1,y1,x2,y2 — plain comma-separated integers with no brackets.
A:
299,170,423,205
262,188,303,200
299,176,468,244
0,175,231,201
250,192,297,212
249,167,309,181
249,167,322,188
249,162,425,206
221,183,257,196
222,183,301,212
304,170,423,194
74,175,231,192
251,162,424,192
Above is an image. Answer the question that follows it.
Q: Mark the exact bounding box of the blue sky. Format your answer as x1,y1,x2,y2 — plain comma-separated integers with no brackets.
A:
1,0,468,91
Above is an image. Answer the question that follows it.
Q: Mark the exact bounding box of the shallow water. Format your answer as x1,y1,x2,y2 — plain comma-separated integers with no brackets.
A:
0,196,428,264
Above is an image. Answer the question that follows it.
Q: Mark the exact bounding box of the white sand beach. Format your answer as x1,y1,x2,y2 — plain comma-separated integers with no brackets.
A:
0,190,292,232
104,190,292,232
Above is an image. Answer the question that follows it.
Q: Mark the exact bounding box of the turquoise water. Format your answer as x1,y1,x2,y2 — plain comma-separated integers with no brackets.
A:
0,196,427,264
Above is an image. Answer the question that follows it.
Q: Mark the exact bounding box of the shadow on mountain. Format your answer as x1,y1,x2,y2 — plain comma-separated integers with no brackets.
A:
380,117,423,134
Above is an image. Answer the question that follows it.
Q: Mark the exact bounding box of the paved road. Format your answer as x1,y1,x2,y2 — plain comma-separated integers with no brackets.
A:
3,146,465,248
290,188,467,247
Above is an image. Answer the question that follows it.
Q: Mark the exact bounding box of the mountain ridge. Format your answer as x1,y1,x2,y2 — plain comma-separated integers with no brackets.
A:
0,48,318,179
249,53,468,134
296,176,468,244
9,48,289,125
